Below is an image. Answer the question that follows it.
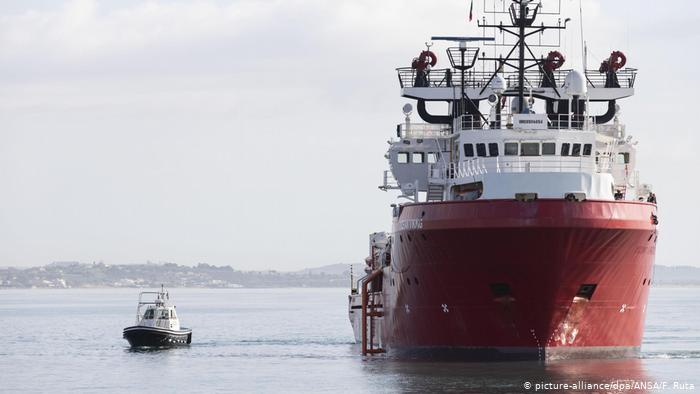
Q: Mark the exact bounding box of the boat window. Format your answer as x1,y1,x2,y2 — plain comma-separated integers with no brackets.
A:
572,143,581,157
464,143,474,157
617,152,630,164
159,309,170,319
412,152,424,164
476,143,487,157
504,143,518,156
397,152,409,163
427,152,438,164
521,142,540,156
582,144,592,156
542,142,556,155
488,143,499,157
561,143,571,156
143,309,154,319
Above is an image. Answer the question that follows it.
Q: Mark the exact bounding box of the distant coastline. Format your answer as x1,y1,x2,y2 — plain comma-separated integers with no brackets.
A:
0,262,364,289
1,262,698,289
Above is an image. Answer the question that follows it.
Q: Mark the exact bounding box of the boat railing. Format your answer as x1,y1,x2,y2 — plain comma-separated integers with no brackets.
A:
397,123,451,139
506,68,637,90
398,67,636,90
397,68,493,89
584,68,637,89
430,156,598,180
459,112,605,132
379,170,400,191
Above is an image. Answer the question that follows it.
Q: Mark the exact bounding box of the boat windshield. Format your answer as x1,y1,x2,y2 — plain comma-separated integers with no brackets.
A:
143,309,154,320
158,309,170,319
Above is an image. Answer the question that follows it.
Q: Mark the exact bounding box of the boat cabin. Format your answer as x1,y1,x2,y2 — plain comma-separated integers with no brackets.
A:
134,286,181,331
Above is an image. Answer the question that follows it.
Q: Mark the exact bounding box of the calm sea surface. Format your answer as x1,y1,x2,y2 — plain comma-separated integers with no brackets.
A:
0,287,698,393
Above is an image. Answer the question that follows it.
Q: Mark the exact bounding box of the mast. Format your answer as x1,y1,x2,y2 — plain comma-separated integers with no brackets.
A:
478,0,570,109
517,1,526,113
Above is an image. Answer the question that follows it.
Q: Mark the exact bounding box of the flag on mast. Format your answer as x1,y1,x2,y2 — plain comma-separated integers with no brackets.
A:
468,0,474,21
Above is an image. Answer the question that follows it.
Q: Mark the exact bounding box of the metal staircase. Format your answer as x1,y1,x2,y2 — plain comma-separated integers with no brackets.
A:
361,269,385,355
427,183,445,201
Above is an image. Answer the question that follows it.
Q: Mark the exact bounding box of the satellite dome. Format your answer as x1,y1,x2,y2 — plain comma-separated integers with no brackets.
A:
564,70,587,96
489,75,506,94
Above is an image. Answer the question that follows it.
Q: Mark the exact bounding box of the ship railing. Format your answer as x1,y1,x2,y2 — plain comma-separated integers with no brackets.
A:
379,170,400,191
460,114,487,130
398,67,637,91
397,123,451,139
594,123,625,137
461,112,600,132
547,114,591,130
397,68,493,89
584,68,637,89
430,156,598,180
506,68,637,90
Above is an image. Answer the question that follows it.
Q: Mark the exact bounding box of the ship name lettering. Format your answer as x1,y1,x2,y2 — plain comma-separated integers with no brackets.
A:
399,219,423,230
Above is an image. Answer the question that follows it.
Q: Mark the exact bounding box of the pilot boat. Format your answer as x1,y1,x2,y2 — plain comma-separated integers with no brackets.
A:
123,285,192,347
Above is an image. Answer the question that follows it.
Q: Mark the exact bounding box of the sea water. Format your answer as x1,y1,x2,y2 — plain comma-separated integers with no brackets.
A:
0,287,698,393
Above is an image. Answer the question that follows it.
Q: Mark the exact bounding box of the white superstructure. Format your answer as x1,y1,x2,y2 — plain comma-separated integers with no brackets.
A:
379,8,651,205
134,286,182,331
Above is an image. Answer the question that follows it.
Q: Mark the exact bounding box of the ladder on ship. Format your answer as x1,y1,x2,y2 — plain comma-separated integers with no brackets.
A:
361,269,385,355
427,183,445,202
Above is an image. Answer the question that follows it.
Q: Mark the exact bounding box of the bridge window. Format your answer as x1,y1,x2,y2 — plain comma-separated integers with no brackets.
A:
427,152,438,164
464,144,474,157
618,152,630,164
488,143,499,157
397,152,409,163
521,142,540,156
542,142,556,155
561,143,571,156
505,142,518,156
572,143,581,157
476,143,487,157
583,144,592,156
412,152,425,163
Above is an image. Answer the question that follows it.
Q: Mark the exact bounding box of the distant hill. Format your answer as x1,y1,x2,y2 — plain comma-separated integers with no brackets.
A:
293,263,365,277
652,265,700,286
0,262,360,289
0,262,698,288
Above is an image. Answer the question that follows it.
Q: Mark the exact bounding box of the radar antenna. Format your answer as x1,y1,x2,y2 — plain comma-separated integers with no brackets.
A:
478,0,570,113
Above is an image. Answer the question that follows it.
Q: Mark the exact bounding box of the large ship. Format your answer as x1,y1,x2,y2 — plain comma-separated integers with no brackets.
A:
348,0,657,360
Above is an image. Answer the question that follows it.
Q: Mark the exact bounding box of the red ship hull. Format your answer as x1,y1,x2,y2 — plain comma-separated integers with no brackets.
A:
381,199,657,360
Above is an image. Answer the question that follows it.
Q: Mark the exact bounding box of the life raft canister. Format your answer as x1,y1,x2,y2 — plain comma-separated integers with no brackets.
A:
411,50,437,71
544,50,565,71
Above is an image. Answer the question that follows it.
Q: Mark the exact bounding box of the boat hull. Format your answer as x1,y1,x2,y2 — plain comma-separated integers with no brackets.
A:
381,199,657,360
123,326,192,347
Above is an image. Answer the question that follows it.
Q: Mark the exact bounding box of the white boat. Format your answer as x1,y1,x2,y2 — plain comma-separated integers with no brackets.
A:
123,285,192,347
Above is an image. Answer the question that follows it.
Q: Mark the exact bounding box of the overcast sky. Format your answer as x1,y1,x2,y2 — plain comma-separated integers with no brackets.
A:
1,0,698,270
